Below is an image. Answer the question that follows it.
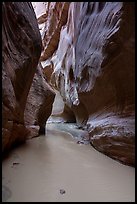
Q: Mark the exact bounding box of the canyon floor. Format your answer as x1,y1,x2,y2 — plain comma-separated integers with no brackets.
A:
2,92,135,202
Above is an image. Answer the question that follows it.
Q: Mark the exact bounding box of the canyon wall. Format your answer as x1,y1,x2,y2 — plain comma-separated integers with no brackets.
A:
24,63,55,138
39,2,135,166
32,2,70,82
2,2,55,153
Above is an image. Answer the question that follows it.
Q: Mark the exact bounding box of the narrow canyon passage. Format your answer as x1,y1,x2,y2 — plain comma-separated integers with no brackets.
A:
2,2,135,203
2,92,135,202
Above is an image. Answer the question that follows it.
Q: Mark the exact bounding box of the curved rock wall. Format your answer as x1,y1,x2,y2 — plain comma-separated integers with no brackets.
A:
32,2,70,61
2,2,55,153
40,2,134,166
24,63,55,138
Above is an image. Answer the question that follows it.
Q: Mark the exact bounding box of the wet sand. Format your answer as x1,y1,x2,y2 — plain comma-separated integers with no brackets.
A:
2,122,135,202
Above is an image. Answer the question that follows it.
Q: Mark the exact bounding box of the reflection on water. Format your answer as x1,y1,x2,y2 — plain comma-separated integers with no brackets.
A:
2,123,135,202
47,123,90,144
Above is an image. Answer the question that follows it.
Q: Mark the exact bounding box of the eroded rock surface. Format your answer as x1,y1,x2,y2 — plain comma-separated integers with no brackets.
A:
2,2,42,152
38,2,135,166
32,2,70,61
24,63,55,138
32,2,70,86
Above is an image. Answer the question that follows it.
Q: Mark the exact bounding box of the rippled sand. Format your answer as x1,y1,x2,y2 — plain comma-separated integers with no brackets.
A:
2,122,135,202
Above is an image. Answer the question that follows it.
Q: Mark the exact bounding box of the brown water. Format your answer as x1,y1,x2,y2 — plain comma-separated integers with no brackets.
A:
2,91,135,202
2,122,135,202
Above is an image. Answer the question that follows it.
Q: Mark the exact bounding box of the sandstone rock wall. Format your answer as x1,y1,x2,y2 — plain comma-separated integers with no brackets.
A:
32,2,70,85
24,63,55,138
2,2,54,153
32,2,69,61
40,2,135,166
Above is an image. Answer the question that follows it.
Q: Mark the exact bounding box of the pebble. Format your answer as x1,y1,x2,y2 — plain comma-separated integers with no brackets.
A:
77,140,84,144
13,162,20,165
60,189,66,194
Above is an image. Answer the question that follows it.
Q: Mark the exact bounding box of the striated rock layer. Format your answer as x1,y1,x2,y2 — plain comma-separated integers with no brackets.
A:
2,2,41,152
32,2,70,86
2,2,53,153
32,2,70,61
24,63,55,138
41,2,135,166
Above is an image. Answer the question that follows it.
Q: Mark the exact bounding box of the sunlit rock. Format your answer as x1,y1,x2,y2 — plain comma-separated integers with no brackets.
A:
40,2,135,166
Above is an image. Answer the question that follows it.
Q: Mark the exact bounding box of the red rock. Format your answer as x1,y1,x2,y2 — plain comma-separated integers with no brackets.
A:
40,2,135,166
34,2,70,61
2,2,42,153
24,63,55,138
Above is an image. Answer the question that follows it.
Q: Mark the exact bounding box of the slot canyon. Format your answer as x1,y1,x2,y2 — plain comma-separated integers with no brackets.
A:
2,2,135,202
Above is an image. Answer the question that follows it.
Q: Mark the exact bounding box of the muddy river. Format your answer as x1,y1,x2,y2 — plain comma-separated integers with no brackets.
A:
2,122,135,202
2,91,135,202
